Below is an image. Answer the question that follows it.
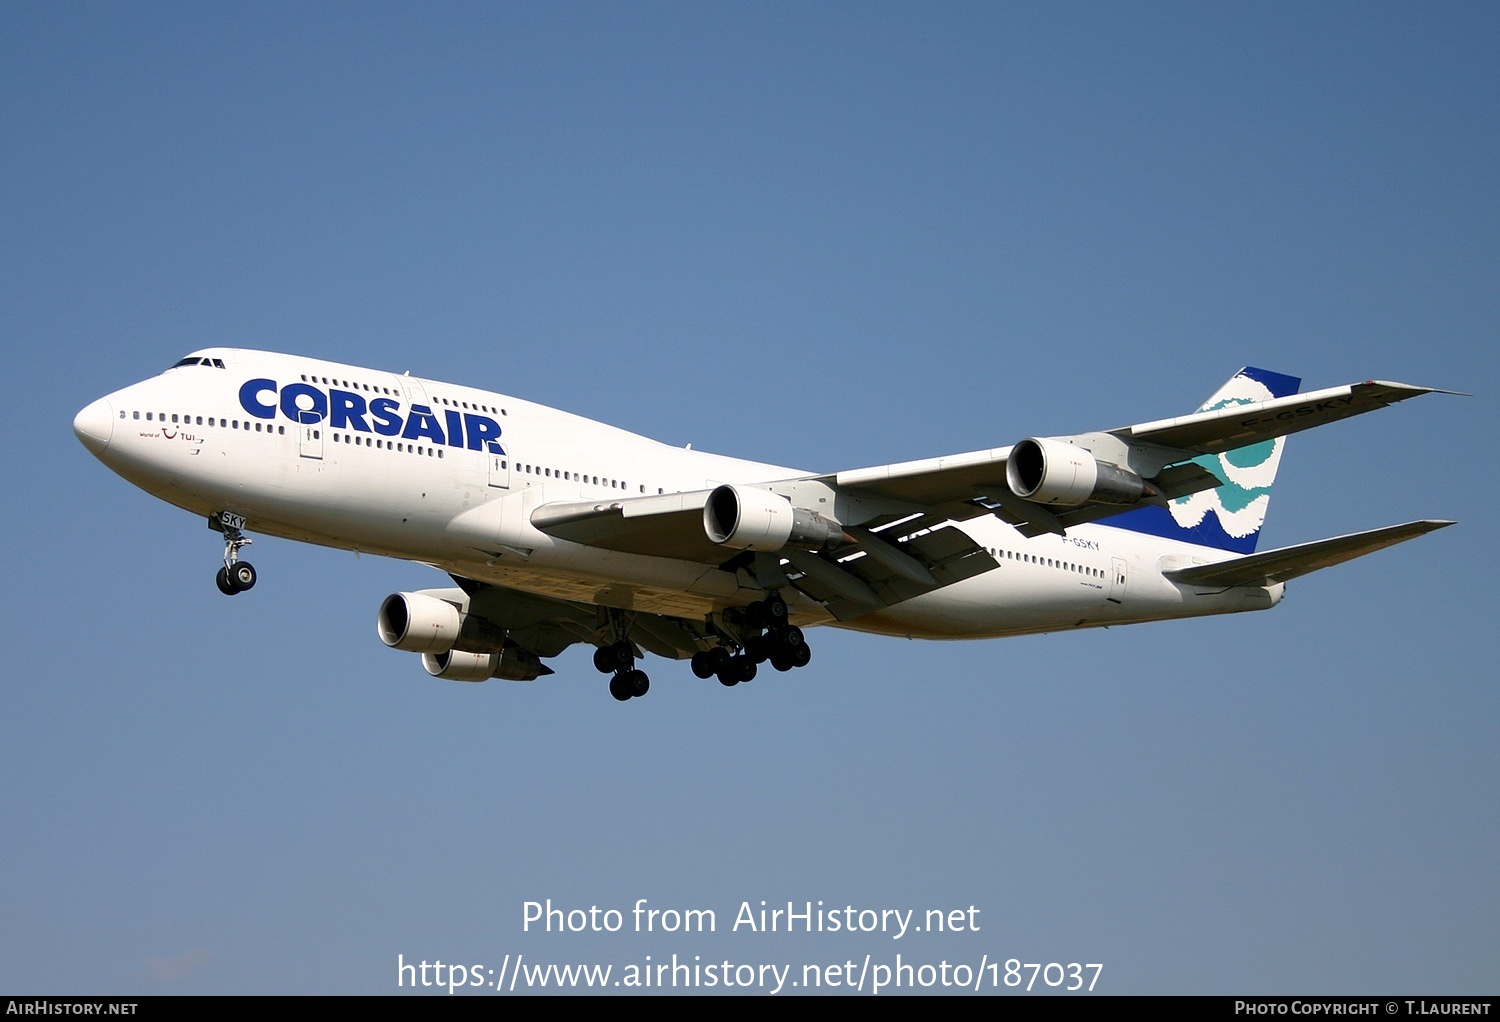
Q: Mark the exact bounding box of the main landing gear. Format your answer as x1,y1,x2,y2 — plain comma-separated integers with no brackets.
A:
210,512,257,596
593,638,649,702
689,595,812,688
588,596,813,701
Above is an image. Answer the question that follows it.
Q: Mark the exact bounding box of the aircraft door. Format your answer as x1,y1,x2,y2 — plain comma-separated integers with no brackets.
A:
298,420,323,459
487,451,510,488
1108,556,1127,604
401,376,430,407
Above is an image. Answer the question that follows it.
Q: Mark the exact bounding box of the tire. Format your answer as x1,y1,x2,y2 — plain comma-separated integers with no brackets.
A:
229,561,257,591
691,651,716,679
744,634,769,664
215,567,238,596
625,669,649,697
765,596,788,623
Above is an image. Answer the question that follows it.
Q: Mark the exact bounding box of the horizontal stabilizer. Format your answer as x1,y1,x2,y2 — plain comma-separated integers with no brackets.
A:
1163,520,1455,588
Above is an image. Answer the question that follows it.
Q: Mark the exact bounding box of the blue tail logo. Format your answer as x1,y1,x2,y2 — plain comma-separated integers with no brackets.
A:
1109,367,1300,553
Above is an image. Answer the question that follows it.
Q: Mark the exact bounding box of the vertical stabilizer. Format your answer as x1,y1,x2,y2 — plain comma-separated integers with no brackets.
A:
1108,367,1301,553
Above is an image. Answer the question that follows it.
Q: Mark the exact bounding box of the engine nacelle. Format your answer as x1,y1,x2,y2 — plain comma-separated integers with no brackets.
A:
377,591,463,654
422,649,498,682
703,484,844,552
1006,437,1146,507
421,646,546,682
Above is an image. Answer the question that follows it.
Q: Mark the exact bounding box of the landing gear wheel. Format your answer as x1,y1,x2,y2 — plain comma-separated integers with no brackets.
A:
765,595,788,624
791,644,812,668
717,669,739,687
691,651,716,679
608,640,635,669
609,673,631,701
228,561,257,592
735,657,757,683
770,651,794,672
779,625,804,649
610,669,649,700
593,647,615,674
708,646,732,673
215,566,238,596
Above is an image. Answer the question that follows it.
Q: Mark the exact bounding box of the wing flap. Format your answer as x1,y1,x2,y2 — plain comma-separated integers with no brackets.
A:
457,578,714,661
1163,520,1455,588
792,523,998,621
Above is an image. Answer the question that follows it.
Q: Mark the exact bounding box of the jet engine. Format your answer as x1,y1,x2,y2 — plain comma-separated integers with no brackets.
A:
377,591,464,653
422,649,497,681
422,647,547,682
703,484,845,552
379,590,547,682
1006,437,1146,506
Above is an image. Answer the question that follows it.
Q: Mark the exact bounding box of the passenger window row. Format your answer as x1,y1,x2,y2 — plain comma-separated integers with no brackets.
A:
986,546,1106,579
124,409,285,434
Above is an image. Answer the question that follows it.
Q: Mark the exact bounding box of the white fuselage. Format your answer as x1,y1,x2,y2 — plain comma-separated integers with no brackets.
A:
75,349,1278,641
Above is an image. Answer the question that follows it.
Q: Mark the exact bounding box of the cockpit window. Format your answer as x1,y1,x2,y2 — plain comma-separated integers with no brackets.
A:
171,357,202,368
168,356,227,369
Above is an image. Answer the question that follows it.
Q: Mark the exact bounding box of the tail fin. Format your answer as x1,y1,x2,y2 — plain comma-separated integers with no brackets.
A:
1109,367,1301,553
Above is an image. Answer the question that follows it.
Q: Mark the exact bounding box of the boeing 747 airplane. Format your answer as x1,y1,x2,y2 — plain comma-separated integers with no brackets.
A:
73,351,1454,700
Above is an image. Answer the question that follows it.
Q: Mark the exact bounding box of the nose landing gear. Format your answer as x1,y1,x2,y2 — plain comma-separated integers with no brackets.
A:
210,512,256,595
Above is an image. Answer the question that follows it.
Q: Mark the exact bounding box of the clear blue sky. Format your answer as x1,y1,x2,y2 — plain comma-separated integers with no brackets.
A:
3,1,1495,994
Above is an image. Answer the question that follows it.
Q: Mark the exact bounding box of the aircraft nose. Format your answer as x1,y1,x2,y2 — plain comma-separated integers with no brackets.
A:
73,397,115,454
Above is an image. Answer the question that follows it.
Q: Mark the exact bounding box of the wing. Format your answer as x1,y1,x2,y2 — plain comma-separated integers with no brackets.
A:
832,378,1452,538
446,576,715,661
530,489,725,562
517,373,1450,620
526,488,999,622
1119,379,1455,454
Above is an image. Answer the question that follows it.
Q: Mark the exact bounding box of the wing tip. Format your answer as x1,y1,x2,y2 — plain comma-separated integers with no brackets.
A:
1362,381,1471,398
